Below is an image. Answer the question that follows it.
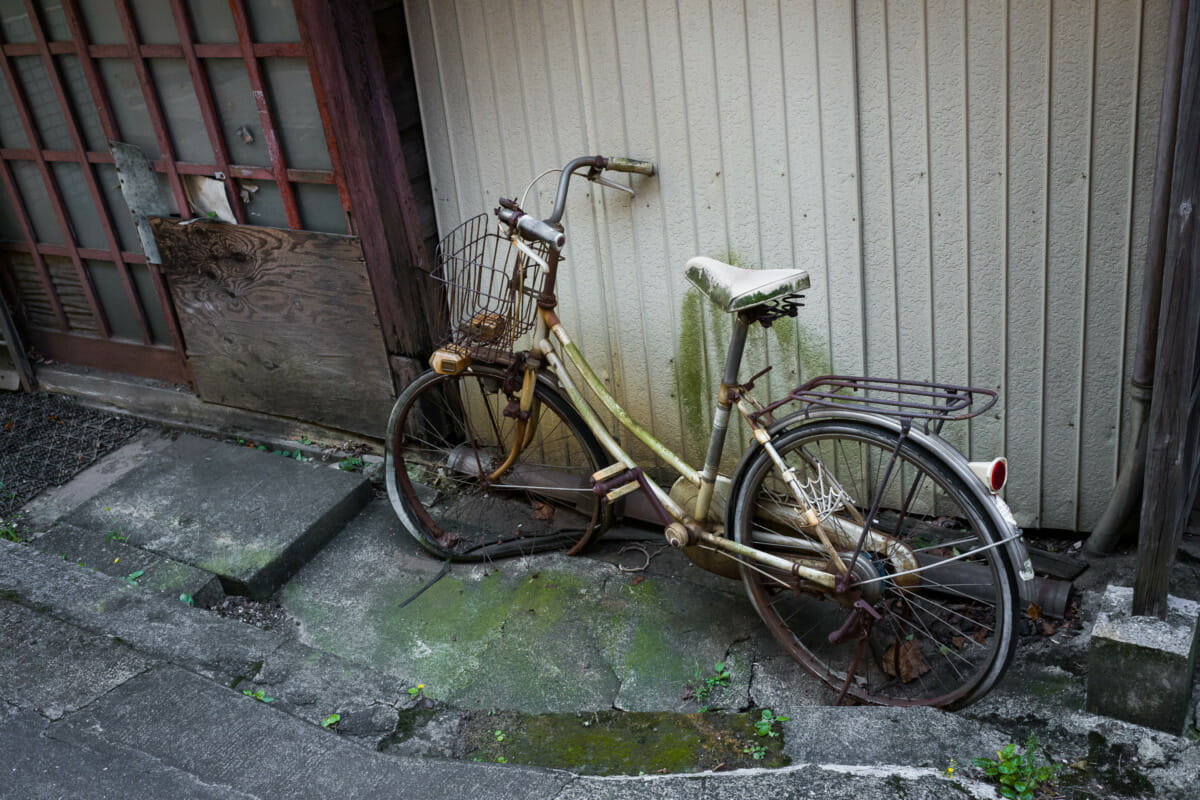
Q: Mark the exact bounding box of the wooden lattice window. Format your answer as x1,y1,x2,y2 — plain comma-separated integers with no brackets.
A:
0,0,351,384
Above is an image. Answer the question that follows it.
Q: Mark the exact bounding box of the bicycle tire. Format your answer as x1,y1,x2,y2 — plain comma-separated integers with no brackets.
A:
386,364,611,561
729,418,1019,708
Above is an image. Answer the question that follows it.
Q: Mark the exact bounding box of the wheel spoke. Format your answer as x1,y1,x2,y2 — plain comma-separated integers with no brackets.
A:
733,420,1016,708
386,365,608,560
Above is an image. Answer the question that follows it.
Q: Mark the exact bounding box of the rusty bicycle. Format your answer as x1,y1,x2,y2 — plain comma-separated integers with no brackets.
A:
385,155,1035,709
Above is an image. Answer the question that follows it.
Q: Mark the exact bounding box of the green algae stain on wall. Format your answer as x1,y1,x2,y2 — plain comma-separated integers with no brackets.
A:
769,315,832,381
676,287,832,460
677,287,710,459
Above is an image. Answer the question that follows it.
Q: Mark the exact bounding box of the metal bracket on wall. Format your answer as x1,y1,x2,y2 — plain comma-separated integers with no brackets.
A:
110,141,175,265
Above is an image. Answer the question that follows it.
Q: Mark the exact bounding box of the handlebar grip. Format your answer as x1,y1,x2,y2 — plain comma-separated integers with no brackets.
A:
495,206,566,251
605,157,656,176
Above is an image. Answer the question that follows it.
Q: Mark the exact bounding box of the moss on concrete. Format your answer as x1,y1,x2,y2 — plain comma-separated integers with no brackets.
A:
197,538,279,579
456,708,789,774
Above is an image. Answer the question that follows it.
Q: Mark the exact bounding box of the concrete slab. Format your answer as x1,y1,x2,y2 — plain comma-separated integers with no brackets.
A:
67,665,572,800
0,706,245,800
281,501,770,713
36,523,224,607
59,434,372,597
780,706,1009,769
0,598,152,719
19,427,175,530
0,540,413,739
1087,585,1199,734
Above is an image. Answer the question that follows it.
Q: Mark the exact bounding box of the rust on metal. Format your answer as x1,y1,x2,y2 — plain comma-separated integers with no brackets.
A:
751,375,998,425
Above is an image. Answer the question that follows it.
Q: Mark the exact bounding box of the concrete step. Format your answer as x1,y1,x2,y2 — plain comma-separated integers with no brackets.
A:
35,522,224,607
55,434,372,598
0,540,994,800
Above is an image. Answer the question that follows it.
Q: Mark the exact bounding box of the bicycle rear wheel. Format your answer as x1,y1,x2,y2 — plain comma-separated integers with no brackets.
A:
386,364,610,560
730,419,1018,708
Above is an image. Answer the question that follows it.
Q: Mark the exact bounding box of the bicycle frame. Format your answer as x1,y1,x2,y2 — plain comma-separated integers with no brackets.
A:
477,156,1033,605
515,301,842,591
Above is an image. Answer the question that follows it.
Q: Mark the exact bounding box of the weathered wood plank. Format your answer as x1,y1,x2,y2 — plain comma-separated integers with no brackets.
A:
1134,0,1200,619
295,0,441,365
151,218,394,437
0,282,35,390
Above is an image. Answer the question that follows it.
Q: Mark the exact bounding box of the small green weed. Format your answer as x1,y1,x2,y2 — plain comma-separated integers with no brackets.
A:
321,713,340,729
269,449,311,463
103,506,128,542
743,743,767,760
179,593,194,606
337,456,365,471
407,683,425,699
242,688,274,703
0,516,27,544
123,569,145,587
753,708,788,737
692,662,731,711
972,733,1061,800
494,730,506,742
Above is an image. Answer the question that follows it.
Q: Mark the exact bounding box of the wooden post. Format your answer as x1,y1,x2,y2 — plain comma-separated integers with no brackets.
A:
296,0,439,374
1133,0,1200,619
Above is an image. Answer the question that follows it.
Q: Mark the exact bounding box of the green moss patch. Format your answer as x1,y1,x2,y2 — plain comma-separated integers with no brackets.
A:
456,709,789,774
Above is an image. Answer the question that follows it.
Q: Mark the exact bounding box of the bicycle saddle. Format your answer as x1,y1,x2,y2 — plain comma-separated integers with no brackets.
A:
685,256,810,313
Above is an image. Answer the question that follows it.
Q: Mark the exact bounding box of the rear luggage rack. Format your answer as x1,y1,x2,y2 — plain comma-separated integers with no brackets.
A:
751,375,998,426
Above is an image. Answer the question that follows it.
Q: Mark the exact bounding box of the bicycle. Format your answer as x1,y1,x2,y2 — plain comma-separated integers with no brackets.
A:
385,155,1036,709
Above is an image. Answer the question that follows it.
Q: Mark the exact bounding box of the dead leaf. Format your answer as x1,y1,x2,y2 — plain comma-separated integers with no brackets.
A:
631,575,645,586
1025,602,1043,620
531,500,555,522
3,421,13,431
972,628,989,645
952,635,966,650
1040,619,1058,636
881,638,932,683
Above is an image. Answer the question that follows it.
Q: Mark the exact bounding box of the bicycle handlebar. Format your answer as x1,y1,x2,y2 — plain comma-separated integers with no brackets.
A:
545,155,655,224
605,157,656,175
497,155,656,251
495,205,565,251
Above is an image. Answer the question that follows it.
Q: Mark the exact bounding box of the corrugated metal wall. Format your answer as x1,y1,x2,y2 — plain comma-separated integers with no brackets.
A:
404,0,1169,532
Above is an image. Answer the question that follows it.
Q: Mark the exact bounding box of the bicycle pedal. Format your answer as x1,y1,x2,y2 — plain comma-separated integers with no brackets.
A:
604,481,641,502
591,463,627,482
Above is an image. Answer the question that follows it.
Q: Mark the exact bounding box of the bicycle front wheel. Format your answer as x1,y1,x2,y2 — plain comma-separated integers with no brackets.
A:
730,419,1019,708
386,364,610,560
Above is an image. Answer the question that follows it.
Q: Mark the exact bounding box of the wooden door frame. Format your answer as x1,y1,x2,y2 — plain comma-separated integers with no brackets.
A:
297,0,438,372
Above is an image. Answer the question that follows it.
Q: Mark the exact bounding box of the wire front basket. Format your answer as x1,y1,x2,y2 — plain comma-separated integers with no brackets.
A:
432,213,549,364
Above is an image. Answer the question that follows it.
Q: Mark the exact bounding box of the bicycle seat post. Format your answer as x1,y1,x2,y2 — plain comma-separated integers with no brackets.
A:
693,315,751,523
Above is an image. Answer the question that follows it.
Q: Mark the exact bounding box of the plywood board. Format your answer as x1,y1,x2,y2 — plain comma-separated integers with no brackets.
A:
151,218,394,437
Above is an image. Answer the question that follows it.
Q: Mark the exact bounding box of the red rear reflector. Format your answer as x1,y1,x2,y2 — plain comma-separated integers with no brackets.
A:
989,458,1007,492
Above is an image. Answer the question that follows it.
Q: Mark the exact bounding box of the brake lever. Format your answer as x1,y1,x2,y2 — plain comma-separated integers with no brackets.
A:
588,172,636,198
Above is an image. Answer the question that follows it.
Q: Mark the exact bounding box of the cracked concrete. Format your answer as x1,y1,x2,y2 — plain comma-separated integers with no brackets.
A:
4,432,1199,798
